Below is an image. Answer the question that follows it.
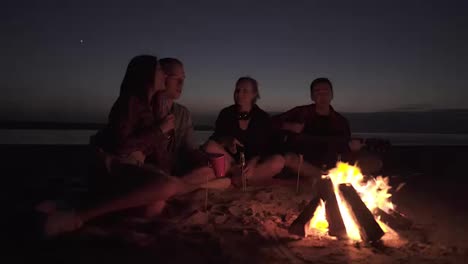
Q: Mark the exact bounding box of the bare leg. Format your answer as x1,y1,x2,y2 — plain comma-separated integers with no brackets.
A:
44,170,230,236
247,155,285,185
179,166,216,186
77,176,183,223
283,153,324,193
284,153,322,179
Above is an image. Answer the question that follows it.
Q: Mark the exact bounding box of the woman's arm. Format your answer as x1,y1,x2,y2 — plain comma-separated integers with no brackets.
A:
109,97,168,156
210,108,234,144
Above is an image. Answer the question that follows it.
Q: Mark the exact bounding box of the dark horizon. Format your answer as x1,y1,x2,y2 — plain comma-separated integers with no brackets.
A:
2,108,468,134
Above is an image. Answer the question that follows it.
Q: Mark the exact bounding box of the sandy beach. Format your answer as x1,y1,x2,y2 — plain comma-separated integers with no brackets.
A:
2,144,468,263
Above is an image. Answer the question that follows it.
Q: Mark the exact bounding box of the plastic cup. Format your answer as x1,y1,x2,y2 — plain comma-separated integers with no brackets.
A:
206,153,225,178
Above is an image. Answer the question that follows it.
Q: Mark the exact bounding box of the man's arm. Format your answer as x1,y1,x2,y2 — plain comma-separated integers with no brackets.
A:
272,106,306,133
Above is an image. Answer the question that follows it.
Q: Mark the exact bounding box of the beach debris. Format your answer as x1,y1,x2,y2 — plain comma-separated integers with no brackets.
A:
185,210,209,225
228,205,243,217
214,215,228,224
254,191,271,202
396,182,406,192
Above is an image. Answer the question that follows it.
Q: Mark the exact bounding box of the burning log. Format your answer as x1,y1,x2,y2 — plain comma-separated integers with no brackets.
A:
339,184,384,242
374,208,412,231
288,197,321,237
319,179,347,239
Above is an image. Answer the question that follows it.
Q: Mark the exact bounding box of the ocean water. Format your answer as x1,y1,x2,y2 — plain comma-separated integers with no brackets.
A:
0,129,468,146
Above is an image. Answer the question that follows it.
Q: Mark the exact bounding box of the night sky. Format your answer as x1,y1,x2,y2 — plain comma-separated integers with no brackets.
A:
1,0,467,123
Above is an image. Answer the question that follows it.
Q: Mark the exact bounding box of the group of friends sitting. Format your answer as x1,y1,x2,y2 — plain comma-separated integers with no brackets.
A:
40,55,383,236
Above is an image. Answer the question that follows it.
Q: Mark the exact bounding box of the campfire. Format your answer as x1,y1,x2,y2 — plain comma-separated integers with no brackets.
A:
289,162,411,242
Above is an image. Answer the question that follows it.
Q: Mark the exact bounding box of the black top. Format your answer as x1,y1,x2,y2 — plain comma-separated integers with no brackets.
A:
307,115,331,135
210,104,275,160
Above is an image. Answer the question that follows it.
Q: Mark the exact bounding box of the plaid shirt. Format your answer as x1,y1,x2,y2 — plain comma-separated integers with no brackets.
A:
272,104,351,166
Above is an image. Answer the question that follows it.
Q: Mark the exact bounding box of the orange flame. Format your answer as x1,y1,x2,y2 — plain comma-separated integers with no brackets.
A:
307,162,396,240
307,200,328,234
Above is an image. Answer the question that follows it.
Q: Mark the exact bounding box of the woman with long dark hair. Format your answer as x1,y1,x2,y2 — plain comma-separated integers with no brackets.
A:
40,55,229,236
91,55,173,167
203,77,285,186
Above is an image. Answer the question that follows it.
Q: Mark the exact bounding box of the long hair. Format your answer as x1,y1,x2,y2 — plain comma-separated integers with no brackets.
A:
119,55,158,99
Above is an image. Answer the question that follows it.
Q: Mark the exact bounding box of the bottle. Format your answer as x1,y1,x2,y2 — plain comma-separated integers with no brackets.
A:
239,151,246,191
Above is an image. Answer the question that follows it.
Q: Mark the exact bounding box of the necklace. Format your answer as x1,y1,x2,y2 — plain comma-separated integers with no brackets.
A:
237,111,251,120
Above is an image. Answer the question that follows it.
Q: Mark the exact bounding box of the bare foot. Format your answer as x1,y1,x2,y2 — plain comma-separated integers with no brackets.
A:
145,201,166,218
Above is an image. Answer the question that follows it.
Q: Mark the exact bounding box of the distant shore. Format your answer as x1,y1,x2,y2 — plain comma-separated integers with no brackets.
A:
2,108,468,134
0,121,215,131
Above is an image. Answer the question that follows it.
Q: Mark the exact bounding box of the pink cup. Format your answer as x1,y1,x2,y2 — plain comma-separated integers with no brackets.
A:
206,153,225,178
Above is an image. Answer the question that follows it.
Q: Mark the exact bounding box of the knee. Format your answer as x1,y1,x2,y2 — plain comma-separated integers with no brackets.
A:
145,201,166,217
164,176,183,194
284,152,298,167
270,154,286,173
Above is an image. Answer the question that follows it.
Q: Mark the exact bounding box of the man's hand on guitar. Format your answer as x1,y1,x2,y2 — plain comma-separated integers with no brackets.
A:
282,122,304,134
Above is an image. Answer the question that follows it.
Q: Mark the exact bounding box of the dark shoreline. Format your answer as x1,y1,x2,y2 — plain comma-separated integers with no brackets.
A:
0,122,215,131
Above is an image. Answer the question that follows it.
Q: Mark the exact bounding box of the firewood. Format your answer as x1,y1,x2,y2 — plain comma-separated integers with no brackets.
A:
318,179,347,239
374,208,413,231
288,197,320,237
338,183,384,242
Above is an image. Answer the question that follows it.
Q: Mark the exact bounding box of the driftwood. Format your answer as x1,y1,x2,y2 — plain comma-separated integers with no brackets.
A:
319,179,347,239
339,184,384,242
288,197,321,237
374,208,413,231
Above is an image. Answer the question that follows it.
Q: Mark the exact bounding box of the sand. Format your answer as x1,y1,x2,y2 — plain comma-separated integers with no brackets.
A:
2,145,468,263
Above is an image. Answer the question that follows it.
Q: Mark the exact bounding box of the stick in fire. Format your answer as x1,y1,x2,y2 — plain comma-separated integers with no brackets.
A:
319,178,348,239
339,183,385,242
288,198,321,237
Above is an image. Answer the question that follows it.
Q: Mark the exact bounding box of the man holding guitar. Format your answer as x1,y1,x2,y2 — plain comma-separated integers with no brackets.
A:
273,78,383,178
